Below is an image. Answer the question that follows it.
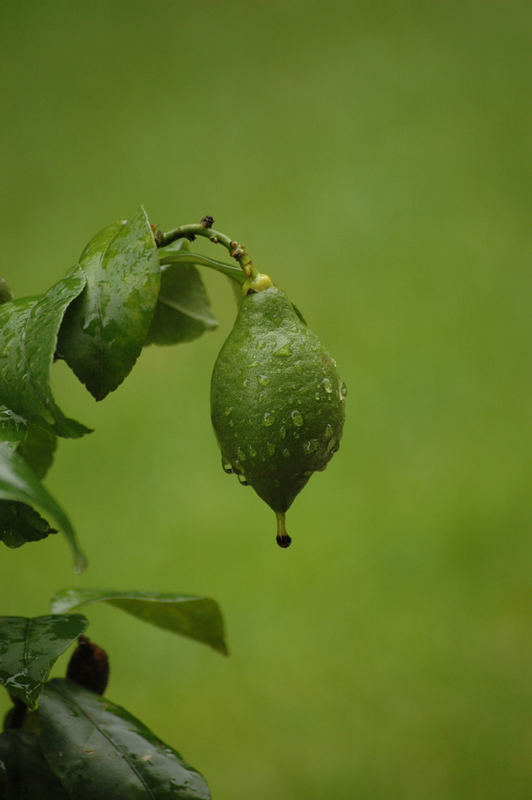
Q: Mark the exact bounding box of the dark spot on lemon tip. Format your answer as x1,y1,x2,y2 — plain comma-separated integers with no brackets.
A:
276,534,292,548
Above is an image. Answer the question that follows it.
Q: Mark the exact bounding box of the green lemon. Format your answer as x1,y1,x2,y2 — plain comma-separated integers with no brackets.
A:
210,286,346,547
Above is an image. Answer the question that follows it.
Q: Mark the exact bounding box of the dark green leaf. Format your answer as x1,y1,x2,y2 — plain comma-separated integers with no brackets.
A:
51,589,228,655
0,500,56,548
0,269,90,438
17,424,57,480
39,679,210,799
0,406,57,479
0,443,86,570
146,240,217,346
0,409,26,446
58,207,160,400
0,615,88,708
0,730,69,799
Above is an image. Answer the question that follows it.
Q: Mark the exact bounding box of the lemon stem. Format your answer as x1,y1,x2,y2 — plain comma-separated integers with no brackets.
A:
276,511,292,549
158,249,246,285
156,216,259,281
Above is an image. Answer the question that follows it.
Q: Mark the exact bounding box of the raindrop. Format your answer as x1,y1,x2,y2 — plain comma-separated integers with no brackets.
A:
322,377,333,394
267,442,276,456
282,448,291,458
237,447,247,462
248,445,257,457
262,412,274,427
303,439,319,455
280,425,287,439
340,382,348,398
222,461,233,474
327,437,339,454
237,474,250,486
224,407,232,416
257,374,270,386
274,344,291,357
325,424,333,439
291,410,304,427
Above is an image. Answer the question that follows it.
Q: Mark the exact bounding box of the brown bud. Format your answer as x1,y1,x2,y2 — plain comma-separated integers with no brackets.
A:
66,635,109,695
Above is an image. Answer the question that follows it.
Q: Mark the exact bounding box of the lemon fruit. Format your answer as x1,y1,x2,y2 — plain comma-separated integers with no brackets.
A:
210,286,346,547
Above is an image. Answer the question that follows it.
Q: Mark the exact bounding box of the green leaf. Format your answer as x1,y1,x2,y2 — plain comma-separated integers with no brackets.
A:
0,406,57,479
51,589,228,655
0,409,26,446
0,442,86,570
0,730,69,799
17,423,57,480
146,240,217,346
58,207,160,400
0,500,57,548
0,269,90,438
38,679,210,799
0,615,88,708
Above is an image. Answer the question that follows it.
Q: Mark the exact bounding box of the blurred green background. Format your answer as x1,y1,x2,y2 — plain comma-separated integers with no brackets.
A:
1,1,531,797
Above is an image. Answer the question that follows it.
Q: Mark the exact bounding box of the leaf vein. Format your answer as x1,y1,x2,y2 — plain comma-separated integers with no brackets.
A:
48,682,157,799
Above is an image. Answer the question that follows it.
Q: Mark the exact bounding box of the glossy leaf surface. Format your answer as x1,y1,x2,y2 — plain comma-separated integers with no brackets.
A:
16,423,57,480
51,588,228,655
0,615,87,708
58,207,160,400
0,730,69,799
0,443,86,569
0,269,89,438
0,406,57,479
147,240,217,345
0,500,56,549
39,679,210,799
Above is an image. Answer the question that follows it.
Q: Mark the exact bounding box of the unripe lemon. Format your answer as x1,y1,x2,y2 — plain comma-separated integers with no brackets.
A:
210,287,346,547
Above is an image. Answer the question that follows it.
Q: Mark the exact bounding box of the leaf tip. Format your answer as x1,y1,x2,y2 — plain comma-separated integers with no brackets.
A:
73,551,88,574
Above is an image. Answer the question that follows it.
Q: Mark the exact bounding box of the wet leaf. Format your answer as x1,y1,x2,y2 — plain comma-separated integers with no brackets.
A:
147,240,217,346
0,442,86,570
0,409,26,446
0,500,56,549
0,269,90,438
0,615,88,709
0,406,57,479
51,589,228,655
58,207,160,400
0,730,69,799
39,679,210,799
17,424,57,480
